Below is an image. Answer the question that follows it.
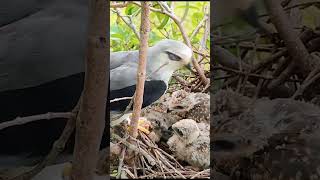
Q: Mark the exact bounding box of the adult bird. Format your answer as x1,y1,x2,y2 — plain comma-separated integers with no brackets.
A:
110,39,193,126
0,0,192,173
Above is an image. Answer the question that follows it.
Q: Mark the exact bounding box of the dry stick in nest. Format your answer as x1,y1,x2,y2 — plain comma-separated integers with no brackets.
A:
116,146,127,179
9,99,81,180
137,132,186,178
112,131,199,179
265,0,312,82
215,29,315,88
292,56,320,99
111,133,156,166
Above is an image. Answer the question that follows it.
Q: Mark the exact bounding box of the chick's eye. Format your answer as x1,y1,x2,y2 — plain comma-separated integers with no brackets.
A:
174,127,184,137
174,105,185,110
166,51,181,61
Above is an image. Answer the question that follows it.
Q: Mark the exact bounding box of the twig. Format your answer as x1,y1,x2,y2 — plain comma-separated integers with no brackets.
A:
110,2,130,8
292,55,320,99
180,2,189,24
190,15,208,40
9,100,81,180
112,134,156,166
0,112,74,131
116,147,127,179
114,9,140,39
265,0,312,75
190,169,210,179
110,97,132,103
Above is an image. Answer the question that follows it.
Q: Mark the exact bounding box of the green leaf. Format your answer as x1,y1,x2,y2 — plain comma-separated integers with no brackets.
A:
155,12,165,23
176,5,199,10
157,15,170,29
125,4,139,15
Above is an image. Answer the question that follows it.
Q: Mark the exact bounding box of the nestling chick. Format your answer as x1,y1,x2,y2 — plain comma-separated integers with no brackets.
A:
213,91,320,179
168,90,210,123
167,119,210,169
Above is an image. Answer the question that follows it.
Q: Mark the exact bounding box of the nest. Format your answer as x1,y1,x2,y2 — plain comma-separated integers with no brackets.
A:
110,130,210,179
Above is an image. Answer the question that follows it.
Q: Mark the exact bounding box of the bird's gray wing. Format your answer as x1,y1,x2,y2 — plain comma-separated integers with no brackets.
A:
110,50,139,70
0,2,88,92
110,62,138,91
0,0,48,26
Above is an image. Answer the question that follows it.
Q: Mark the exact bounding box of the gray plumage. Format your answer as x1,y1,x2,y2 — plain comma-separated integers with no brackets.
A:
0,0,88,92
110,39,193,125
110,39,193,91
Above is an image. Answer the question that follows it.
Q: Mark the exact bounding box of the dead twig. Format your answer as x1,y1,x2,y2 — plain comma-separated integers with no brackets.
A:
0,112,74,131
9,100,81,180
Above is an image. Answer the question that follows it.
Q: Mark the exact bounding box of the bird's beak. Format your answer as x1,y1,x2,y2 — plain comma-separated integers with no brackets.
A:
185,62,193,71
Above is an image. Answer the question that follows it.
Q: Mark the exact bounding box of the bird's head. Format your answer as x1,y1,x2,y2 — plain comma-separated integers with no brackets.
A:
148,39,193,79
167,90,195,112
171,119,200,145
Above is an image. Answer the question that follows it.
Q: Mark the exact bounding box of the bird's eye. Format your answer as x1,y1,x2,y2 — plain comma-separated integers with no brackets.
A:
174,127,184,137
165,51,182,61
174,105,185,110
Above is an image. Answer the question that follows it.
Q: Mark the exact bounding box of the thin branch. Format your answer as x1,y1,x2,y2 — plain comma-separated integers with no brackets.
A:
110,2,130,8
113,9,140,39
112,134,156,166
265,0,312,75
129,1,150,138
9,100,81,180
110,97,132,103
0,112,74,131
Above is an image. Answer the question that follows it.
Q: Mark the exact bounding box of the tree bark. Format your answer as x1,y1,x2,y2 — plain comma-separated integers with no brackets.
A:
71,0,108,179
129,1,150,138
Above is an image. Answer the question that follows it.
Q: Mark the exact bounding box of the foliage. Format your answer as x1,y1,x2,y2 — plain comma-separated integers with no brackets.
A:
110,1,210,52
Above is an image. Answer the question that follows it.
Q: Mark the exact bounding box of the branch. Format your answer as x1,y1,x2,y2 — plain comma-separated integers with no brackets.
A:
292,55,320,99
0,112,74,131
112,133,156,166
110,97,132,103
129,1,150,139
110,2,130,8
190,15,208,40
71,0,108,179
9,100,81,180
113,9,140,39
265,0,312,75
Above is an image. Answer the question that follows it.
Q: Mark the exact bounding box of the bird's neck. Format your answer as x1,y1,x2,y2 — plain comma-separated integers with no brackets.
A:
146,61,175,85
146,48,176,85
